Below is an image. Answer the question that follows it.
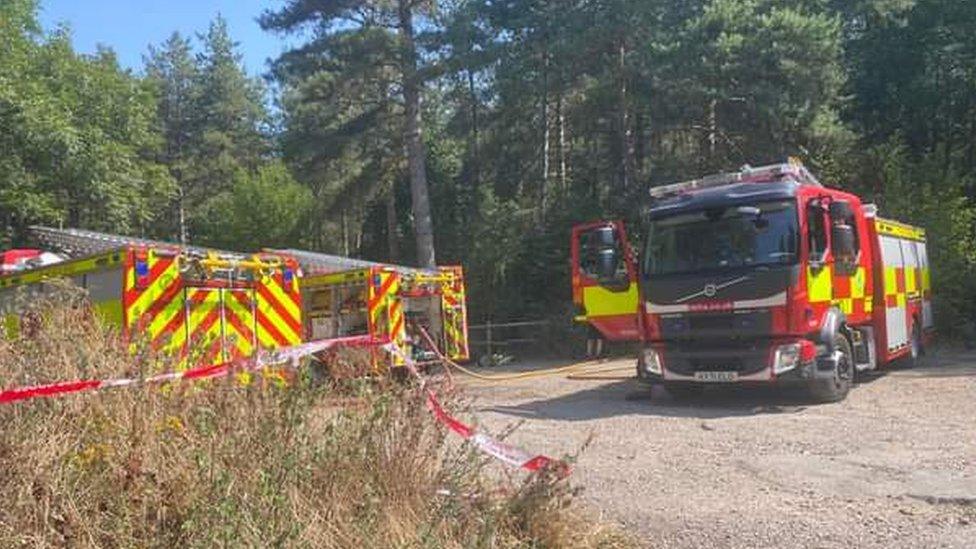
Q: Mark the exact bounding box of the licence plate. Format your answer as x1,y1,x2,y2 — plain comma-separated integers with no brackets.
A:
694,371,738,382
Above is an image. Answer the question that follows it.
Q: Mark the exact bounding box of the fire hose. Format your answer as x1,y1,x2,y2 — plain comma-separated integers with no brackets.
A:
414,325,634,383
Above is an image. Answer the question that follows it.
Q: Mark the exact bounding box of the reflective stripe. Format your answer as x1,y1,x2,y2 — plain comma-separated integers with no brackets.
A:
223,290,256,359
807,266,832,303
582,282,639,317
851,267,866,299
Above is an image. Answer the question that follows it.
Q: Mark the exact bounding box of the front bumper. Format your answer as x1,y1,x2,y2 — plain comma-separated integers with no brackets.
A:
636,339,823,384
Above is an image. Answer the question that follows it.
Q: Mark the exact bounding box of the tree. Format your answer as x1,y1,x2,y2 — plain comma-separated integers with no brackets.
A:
261,0,439,268
0,0,173,244
143,15,271,245
195,161,312,251
145,32,198,243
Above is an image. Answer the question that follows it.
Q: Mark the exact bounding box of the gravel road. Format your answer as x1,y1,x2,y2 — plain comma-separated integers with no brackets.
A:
464,348,976,548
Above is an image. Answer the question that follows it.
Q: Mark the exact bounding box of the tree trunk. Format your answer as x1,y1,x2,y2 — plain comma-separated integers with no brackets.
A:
386,189,399,261
558,91,567,192
341,209,349,257
398,0,436,268
617,42,635,191
176,175,187,244
468,67,480,188
541,50,550,221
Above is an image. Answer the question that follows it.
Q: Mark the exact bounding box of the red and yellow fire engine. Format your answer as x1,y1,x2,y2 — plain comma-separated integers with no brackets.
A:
572,160,933,401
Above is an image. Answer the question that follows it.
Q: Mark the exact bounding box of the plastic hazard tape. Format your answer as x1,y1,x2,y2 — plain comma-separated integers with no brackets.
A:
0,334,567,477
386,343,570,477
0,334,377,405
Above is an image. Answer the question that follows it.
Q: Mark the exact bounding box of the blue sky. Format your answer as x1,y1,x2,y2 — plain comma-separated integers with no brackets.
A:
38,0,297,76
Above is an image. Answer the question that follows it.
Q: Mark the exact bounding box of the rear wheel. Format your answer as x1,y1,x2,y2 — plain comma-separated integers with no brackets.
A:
808,333,853,403
664,382,705,400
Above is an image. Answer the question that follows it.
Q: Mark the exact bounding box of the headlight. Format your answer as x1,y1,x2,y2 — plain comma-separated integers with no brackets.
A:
773,341,815,374
641,348,662,375
773,343,801,374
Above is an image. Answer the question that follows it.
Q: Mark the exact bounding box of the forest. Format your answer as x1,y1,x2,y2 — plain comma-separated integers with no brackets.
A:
1,0,975,333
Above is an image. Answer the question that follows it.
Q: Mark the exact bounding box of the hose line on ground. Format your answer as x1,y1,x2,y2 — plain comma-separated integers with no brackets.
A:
413,324,634,382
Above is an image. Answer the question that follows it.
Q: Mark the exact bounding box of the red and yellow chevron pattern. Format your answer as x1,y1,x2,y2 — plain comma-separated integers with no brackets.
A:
367,268,406,367
123,249,302,368
439,266,469,361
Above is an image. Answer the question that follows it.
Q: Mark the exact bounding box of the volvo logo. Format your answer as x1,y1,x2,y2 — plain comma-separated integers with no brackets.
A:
674,275,751,303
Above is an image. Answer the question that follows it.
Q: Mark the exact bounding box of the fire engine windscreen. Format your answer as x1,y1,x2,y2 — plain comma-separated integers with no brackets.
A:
643,201,798,276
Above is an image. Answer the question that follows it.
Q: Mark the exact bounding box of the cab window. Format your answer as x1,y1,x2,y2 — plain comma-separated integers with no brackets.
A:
807,202,828,263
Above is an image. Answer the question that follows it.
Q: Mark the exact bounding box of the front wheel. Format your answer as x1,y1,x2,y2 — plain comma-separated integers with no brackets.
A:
808,333,853,403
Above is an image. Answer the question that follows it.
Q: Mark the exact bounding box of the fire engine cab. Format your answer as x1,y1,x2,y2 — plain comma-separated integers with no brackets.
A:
574,160,933,402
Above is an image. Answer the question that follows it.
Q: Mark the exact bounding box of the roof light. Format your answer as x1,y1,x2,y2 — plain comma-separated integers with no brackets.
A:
649,159,823,200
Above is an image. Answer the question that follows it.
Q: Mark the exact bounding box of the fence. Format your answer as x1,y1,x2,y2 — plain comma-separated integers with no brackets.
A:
468,319,550,364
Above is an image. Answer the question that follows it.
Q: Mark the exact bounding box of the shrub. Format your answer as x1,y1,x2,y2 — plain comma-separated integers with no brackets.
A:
0,302,633,548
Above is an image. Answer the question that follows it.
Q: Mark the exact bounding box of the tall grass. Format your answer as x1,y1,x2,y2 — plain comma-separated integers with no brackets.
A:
0,295,632,548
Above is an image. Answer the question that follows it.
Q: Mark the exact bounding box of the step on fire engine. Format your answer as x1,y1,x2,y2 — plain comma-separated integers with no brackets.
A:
572,159,933,402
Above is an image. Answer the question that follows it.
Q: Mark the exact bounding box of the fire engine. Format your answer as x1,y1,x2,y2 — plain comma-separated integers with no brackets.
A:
1,227,304,365
0,227,469,371
572,160,933,402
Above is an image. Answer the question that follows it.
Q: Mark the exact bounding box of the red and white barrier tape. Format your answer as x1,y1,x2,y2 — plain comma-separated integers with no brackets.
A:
0,334,377,405
0,334,567,477
385,343,569,477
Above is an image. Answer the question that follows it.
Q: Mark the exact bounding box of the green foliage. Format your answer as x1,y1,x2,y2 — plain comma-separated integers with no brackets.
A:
143,16,271,244
2,0,975,332
0,0,174,244
195,161,312,251
861,139,976,334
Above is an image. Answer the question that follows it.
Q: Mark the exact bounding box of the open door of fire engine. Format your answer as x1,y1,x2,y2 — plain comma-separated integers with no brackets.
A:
570,221,641,341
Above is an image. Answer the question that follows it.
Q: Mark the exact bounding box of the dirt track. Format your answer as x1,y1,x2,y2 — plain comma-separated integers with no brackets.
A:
464,348,976,548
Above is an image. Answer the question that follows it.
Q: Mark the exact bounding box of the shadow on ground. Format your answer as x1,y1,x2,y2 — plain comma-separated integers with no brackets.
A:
476,347,976,422
480,380,818,421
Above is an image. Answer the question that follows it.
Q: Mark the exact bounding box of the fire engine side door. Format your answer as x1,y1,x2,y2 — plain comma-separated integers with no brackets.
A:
570,221,641,341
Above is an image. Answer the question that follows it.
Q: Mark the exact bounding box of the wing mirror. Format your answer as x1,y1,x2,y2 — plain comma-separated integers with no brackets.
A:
597,247,618,280
831,224,856,258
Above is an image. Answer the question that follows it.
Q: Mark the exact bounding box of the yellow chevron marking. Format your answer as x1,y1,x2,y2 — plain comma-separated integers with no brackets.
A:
186,289,221,351
255,292,300,346
129,257,180,327
224,291,255,357
262,275,301,322
148,291,186,353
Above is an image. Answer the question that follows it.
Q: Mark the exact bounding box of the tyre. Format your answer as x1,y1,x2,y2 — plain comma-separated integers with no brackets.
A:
664,382,705,400
808,333,853,403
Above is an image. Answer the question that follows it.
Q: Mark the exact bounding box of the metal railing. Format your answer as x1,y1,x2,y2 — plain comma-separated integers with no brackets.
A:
468,319,550,360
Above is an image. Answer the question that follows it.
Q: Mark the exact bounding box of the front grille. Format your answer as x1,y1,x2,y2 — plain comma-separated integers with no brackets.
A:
663,343,768,376
689,314,734,331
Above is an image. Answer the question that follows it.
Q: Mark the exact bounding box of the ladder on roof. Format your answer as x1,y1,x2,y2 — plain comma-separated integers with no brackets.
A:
28,226,243,260
28,227,438,277
649,159,823,200
272,248,439,276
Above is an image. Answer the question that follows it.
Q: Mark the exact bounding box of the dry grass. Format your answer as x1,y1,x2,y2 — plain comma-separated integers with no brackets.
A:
0,294,635,548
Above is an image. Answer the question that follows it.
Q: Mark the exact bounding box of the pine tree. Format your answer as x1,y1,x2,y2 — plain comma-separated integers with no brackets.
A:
261,0,439,268
145,32,198,242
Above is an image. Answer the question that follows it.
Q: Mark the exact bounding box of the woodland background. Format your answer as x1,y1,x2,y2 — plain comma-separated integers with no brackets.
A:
2,0,974,333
